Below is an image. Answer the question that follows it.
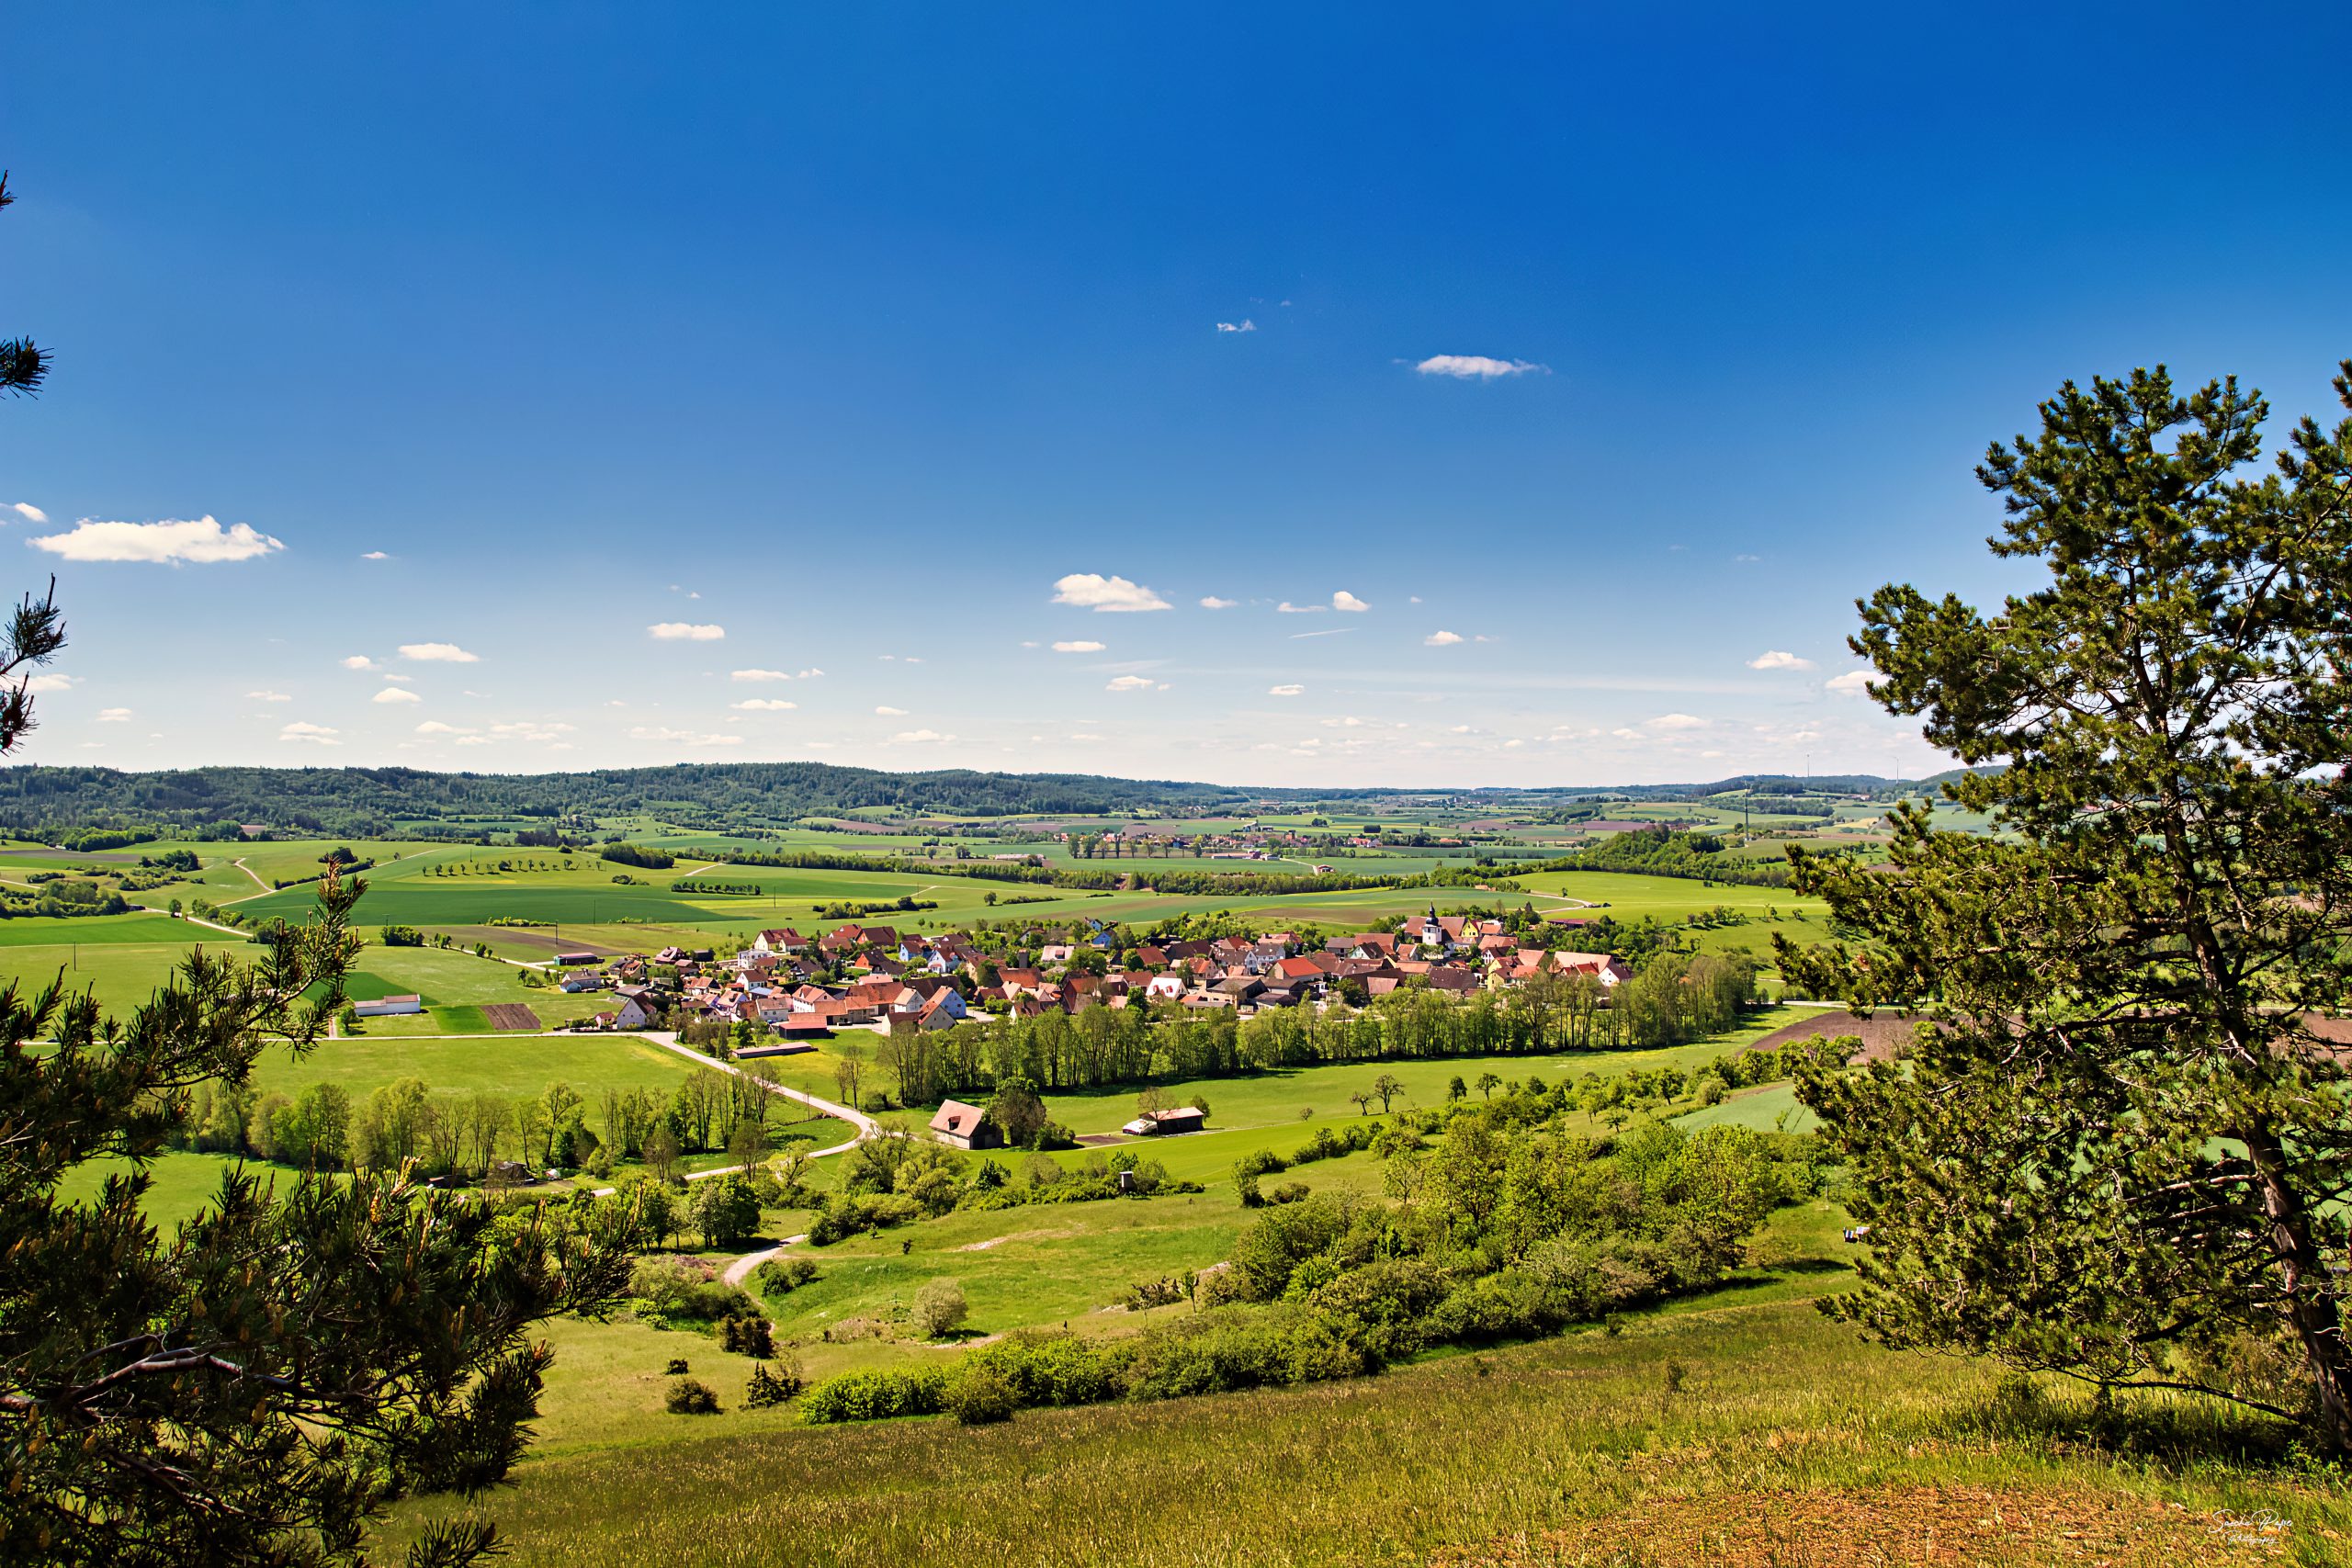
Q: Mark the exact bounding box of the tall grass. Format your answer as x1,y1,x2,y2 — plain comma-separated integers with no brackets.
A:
391,1294,2351,1567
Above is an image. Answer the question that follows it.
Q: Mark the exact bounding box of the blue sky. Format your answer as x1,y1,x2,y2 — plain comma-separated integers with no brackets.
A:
5,4,2347,785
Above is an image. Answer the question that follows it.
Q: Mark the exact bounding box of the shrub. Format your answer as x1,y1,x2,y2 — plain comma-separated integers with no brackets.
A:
946,1366,1020,1426
754,1254,820,1293
719,1312,775,1358
1232,1147,1289,1179
798,1366,948,1424
1267,1182,1310,1205
913,1278,969,1338
665,1377,721,1415
745,1356,804,1408
631,1257,756,1323
662,1358,690,1376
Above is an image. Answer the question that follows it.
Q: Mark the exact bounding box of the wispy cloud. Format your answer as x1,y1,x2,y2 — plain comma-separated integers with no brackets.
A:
6,502,46,524
1216,320,1257,333
875,705,910,716
360,549,390,560
888,728,953,744
1052,572,1170,613
30,515,284,563
648,622,724,641
280,721,340,745
1105,675,1165,692
732,669,791,682
1051,640,1106,654
1268,683,1305,696
730,698,797,711
1414,355,1546,380
1826,670,1883,695
414,721,473,736
246,689,290,703
96,707,131,722
628,725,741,747
1199,596,1236,610
1747,650,1815,671
400,642,480,663
1276,601,1324,615
1288,626,1355,640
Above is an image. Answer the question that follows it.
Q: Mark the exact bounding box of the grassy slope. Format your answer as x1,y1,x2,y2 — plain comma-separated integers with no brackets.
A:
392,1199,2350,1567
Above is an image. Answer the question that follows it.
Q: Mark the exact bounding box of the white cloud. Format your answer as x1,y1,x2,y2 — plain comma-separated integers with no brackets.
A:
1288,626,1354,639
1647,713,1709,730
372,686,424,705
1216,320,1257,333
889,728,953,744
96,707,131,722
280,721,340,745
1268,684,1305,696
1051,640,1106,654
1276,601,1324,614
30,515,284,564
875,705,909,716
245,690,290,703
360,550,390,561
26,673,74,694
799,668,824,678
731,669,791,682
628,726,741,747
6,502,46,524
1826,670,1883,695
379,672,413,684
730,698,797,711
1414,355,1545,380
341,655,379,671
648,622,725,641
1424,630,1464,647
487,720,573,743
1051,572,1170,613
1747,650,1816,671
1105,675,1157,692
1735,553,1761,563
1323,716,1366,728
399,642,480,663
414,721,474,736
1332,590,1371,614
1199,596,1237,610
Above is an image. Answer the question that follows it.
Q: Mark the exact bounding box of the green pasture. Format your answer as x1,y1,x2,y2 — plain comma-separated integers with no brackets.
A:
246,1031,707,1104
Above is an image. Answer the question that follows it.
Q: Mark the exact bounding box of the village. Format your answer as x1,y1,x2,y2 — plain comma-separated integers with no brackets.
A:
552,906,1635,1048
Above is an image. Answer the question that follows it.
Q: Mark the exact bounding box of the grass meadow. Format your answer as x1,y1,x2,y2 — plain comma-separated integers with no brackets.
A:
388,1192,2352,1567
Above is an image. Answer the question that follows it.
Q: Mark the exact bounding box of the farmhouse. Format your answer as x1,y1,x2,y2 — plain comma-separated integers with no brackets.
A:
929,1099,1002,1150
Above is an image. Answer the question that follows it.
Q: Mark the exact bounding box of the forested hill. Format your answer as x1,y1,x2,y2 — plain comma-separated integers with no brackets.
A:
0,763,1256,837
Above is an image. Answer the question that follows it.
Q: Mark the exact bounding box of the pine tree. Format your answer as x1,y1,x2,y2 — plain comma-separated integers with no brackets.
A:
1784,362,2352,1450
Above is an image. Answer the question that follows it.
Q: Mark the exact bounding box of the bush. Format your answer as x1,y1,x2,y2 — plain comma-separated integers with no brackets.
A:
913,1278,969,1338
946,1365,1020,1426
799,1365,948,1424
1232,1147,1289,1178
719,1312,775,1358
665,1377,721,1415
754,1254,820,1293
745,1356,805,1408
663,1358,690,1376
632,1256,756,1323
807,1190,922,1246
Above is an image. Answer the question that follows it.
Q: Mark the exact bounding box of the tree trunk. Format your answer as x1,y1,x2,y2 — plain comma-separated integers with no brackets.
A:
2243,1122,2352,1452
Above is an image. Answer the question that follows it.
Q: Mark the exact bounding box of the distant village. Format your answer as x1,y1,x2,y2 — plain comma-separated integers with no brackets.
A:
550,906,1634,1043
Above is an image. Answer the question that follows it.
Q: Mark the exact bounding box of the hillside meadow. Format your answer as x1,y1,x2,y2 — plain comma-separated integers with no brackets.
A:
389,1227,2351,1567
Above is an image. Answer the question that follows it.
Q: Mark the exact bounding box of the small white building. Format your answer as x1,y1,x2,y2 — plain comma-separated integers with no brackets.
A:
353,994,423,1018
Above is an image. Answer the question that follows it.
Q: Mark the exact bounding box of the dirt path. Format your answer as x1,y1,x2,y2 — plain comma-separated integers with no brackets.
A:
721,1234,809,1286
